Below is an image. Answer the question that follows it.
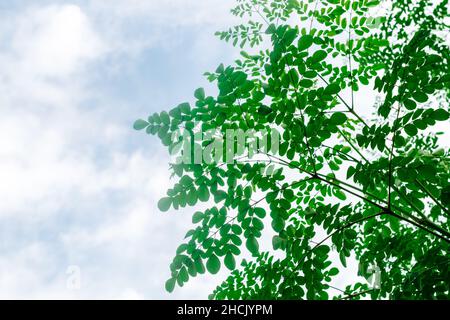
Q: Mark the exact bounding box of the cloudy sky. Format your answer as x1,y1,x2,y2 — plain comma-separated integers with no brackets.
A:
0,0,245,299
2,0,447,300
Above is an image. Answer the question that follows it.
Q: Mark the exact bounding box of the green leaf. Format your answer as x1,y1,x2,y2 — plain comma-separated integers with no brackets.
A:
133,119,149,130
412,92,428,103
344,229,357,239
330,112,348,125
187,189,198,206
169,107,182,119
224,252,236,270
283,28,298,46
252,217,264,231
258,106,273,115
214,190,228,203
272,217,285,232
192,211,204,224
297,35,314,51
333,189,347,200
160,112,170,125
198,184,210,202
324,82,341,95
347,166,356,179
339,251,347,267
403,99,416,110
359,76,369,85
176,244,188,254
310,50,327,64
283,189,295,200
418,164,436,180
178,266,189,283
265,24,276,35
300,79,314,88
194,87,205,100
206,254,221,274
158,197,172,212
165,278,176,293
246,236,259,256
328,267,339,276
404,124,418,136
315,245,330,256
215,63,224,73
366,0,380,7
394,135,406,147
289,69,299,84
179,102,191,114
195,258,205,274
431,109,449,121
272,236,284,250
254,207,266,218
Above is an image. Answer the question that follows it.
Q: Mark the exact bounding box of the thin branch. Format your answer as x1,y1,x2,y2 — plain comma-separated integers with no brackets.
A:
315,175,386,211
387,210,450,243
336,128,369,162
339,289,375,300
348,6,355,110
321,144,363,163
279,211,386,295
415,179,450,216
266,153,388,208
264,153,450,242
317,73,369,128
194,176,316,252
388,103,402,208
253,4,318,174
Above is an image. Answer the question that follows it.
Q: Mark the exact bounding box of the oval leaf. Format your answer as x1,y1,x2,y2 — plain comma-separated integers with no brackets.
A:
224,252,236,270
297,34,313,51
310,50,327,64
133,119,149,130
158,197,172,212
198,184,210,202
206,254,221,274
330,112,348,125
246,236,259,256
165,278,176,293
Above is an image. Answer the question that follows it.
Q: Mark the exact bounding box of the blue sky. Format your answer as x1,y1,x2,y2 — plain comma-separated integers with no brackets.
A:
0,0,242,299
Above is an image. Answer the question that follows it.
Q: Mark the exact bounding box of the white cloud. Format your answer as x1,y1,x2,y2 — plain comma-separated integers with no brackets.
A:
0,1,234,299
11,4,105,77
89,0,234,27
0,4,108,217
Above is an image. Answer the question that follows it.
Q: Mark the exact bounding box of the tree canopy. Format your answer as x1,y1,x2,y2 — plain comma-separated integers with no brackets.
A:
134,0,450,300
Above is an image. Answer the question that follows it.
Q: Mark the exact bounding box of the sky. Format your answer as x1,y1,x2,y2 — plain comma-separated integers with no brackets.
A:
0,0,244,299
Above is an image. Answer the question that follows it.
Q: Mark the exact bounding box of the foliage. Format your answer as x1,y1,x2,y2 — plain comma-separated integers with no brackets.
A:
134,0,450,300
